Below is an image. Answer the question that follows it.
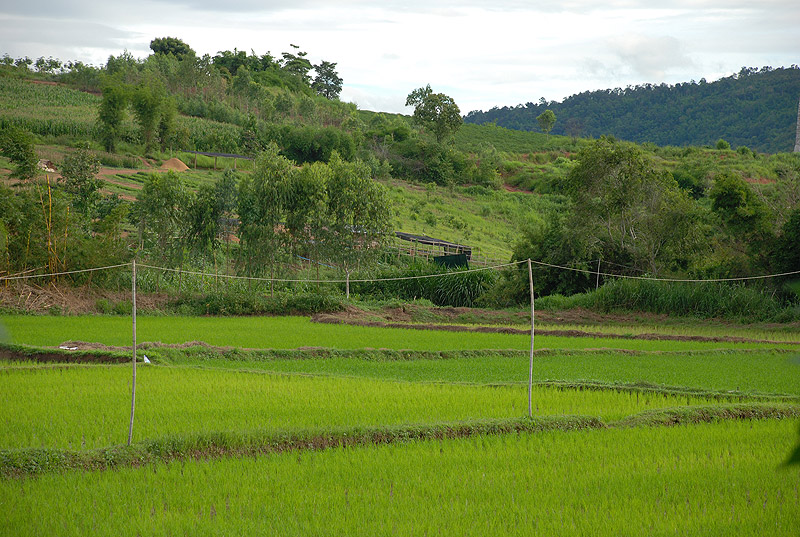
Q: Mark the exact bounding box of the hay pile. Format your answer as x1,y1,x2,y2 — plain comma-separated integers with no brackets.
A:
160,158,189,171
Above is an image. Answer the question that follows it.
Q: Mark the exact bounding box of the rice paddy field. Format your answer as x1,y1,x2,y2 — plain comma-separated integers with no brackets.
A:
1,314,794,351
1,313,800,535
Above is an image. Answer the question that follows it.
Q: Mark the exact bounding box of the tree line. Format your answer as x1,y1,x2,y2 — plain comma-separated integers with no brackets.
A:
465,66,800,153
0,130,390,284
490,137,800,304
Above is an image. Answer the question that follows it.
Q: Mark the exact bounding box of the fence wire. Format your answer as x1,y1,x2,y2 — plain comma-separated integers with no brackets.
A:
2,259,800,284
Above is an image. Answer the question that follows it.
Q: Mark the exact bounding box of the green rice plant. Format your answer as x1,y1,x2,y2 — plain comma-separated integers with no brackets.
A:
1,420,797,536
0,314,790,352
0,364,726,450
143,347,800,398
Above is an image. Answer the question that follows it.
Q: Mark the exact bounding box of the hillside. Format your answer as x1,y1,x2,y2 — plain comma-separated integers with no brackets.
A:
465,66,800,154
1,45,800,313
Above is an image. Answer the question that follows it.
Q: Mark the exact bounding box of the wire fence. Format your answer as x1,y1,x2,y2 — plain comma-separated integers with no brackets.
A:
4,258,800,285
3,257,800,442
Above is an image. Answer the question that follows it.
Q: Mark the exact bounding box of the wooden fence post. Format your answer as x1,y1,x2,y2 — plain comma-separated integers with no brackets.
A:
128,259,137,446
528,258,535,418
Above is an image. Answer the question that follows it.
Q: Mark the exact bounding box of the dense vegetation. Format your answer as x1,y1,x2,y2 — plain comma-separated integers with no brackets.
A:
465,66,800,153
1,44,799,318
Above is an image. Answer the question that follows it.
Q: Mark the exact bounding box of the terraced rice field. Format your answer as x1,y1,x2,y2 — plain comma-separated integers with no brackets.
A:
1,313,799,535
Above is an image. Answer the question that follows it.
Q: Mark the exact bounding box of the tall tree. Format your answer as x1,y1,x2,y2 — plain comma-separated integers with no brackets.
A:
150,37,195,59
406,85,463,143
237,144,294,283
280,44,313,85
130,78,167,153
0,125,38,180
312,61,343,99
324,153,391,272
130,171,189,269
565,137,702,274
537,109,556,135
97,79,129,152
60,144,101,217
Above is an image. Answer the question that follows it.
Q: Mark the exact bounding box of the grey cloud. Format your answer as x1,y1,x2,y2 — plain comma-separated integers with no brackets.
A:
0,16,138,59
608,35,692,80
0,0,684,18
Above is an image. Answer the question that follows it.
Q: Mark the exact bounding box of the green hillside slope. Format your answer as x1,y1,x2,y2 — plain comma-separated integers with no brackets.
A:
465,66,800,153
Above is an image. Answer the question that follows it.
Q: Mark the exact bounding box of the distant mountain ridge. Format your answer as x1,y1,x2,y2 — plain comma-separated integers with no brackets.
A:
464,66,800,154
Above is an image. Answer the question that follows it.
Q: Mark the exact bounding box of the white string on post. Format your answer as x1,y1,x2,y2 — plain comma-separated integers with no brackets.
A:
128,258,137,446
527,258,535,419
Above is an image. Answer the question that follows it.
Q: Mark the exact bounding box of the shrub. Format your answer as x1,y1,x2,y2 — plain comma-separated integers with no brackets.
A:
353,261,496,307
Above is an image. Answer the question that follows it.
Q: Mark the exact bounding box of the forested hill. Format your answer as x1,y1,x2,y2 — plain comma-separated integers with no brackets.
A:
464,66,800,154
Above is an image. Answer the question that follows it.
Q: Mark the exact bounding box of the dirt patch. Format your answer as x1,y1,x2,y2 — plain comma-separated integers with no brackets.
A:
97,168,142,177
744,176,776,184
160,158,189,172
502,184,530,193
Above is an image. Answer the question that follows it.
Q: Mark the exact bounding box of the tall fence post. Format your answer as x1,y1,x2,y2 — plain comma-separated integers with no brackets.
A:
128,258,137,446
346,270,350,299
528,258,535,418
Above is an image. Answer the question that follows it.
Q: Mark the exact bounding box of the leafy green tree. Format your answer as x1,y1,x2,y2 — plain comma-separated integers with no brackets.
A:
280,45,313,85
324,153,391,272
59,144,101,217
312,60,343,99
772,208,800,273
0,126,38,180
130,171,189,269
536,109,556,135
97,80,129,152
186,169,239,265
237,144,294,282
105,51,140,82
565,137,702,274
213,49,276,77
157,94,177,151
285,162,330,264
34,56,62,74
506,210,594,299
709,172,772,236
406,85,463,143
150,37,195,59
131,78,168,153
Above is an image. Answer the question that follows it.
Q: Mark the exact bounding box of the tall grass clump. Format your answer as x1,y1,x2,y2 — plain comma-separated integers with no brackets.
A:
353,261,497,307
171,289,345,316
537,278,798,322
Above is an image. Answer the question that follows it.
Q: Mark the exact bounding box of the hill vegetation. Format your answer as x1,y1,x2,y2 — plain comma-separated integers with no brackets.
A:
1,44,799,319
465,66,800,154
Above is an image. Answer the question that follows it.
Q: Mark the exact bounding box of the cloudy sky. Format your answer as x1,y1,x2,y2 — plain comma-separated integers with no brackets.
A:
1,1,798,114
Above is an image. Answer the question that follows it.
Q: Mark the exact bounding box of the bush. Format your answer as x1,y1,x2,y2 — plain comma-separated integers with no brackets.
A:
535,278,798,322
171,290,344,316
353,261,497,307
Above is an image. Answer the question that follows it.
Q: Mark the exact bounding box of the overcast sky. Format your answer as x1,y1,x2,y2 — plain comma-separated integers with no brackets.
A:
1,1,798,114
